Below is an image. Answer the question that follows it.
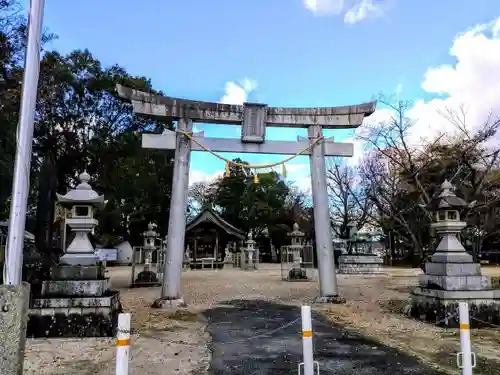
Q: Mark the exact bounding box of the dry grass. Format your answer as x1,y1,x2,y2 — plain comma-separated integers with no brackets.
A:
319,267,500,375
23,264,500,374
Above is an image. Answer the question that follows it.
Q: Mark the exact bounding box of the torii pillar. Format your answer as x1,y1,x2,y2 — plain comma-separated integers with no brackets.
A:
116,84,376,307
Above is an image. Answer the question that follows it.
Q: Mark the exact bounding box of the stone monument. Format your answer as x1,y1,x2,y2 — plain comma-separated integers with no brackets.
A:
241,231,257,270
338,221,384,274
27,171,121,337
224,244,232,265
288,223,305,263
183,245,191,268
281,223,315,281
133,222,160,287
409,180,500,326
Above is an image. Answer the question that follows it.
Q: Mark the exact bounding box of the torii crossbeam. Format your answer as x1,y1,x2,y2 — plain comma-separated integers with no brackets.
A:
116,84,376,307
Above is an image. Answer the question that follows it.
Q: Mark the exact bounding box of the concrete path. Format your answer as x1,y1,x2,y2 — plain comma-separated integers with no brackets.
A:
204,300,443,375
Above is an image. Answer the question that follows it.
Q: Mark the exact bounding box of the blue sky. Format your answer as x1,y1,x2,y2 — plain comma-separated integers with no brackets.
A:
22,0,500,190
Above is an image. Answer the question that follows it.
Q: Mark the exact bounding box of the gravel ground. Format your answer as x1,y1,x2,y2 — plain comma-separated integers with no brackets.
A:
24,264,317,375
22,265,500,374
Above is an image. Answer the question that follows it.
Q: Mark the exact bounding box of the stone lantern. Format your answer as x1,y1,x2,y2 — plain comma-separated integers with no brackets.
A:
428,179,469,252
134,222,160,286
338,220,384,274
28,171,121,339
409,180,500,326
142,222,158,272
346,221,358,254
287,223,305,263
242,230,257,270
56,171,104,265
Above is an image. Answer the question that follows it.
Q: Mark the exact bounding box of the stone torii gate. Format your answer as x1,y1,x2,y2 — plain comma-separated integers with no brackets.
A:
117,84,376,307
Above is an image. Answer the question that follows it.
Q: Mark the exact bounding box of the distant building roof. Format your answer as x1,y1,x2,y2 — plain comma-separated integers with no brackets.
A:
186,209,245,240
0,221,35,241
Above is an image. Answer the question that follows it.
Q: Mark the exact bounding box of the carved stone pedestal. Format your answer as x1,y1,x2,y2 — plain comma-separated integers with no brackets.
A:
28,264,121,337
338,254,384,274
27,172,121,337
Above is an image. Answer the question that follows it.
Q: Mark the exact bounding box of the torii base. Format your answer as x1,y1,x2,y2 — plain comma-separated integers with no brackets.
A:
314,295,346,304
151,297,187,309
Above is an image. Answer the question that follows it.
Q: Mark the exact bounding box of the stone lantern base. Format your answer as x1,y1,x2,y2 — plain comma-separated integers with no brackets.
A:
409,288,500,328
133,269,161,288
408,256,500,327
27,264,122,337
337,254,384,274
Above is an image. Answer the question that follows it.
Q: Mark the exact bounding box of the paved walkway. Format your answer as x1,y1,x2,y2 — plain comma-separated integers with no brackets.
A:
204,300,443,375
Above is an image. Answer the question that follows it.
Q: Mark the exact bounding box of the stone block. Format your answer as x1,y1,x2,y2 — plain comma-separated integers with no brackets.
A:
31,294,117,309
59,252,99,266
28,291,121,338
424,262,481,276
429,252,473,263
338,254,384,274
418,274,491,290
41,279,108,297
409,287,500,327
0,282,30,375
339,255,384,264
412,287,500,301
51,265,104,280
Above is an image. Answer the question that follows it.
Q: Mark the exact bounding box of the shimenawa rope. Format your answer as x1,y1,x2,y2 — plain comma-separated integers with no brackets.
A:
176,129,325,183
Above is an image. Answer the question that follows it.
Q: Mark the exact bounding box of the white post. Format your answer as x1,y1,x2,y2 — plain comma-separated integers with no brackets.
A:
3,0,45,285
458,302,474,375
300,305,314,375
115,313,131,375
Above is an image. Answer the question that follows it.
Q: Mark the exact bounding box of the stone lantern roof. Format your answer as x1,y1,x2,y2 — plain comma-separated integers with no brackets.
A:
287,222,305,238
56,171,105,207
143,222,158,238
427,180,468,211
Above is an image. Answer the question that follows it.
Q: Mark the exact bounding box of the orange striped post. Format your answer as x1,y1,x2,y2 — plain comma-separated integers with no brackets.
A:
115,313,131,375
457,302,475,375
300,305,314,375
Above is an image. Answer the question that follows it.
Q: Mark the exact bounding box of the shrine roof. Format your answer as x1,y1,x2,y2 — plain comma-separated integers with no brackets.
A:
186,209,245,239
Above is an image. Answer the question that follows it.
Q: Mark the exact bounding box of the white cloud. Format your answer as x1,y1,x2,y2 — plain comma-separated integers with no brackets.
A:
284,163,312,193
345,16,500,159
344,107,395,165
344,0,383,24
303,0,344,16
407,16,500,144
220,78,258,105
189,170,223,186
303,0,384,23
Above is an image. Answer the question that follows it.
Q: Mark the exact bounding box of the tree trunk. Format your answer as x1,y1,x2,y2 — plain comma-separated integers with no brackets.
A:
34,153,57,256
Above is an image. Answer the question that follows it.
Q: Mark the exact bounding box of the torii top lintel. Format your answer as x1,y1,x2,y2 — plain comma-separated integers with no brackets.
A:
116,84,376,130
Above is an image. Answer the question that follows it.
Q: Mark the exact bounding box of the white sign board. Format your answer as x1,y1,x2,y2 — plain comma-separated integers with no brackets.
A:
96,248,118,261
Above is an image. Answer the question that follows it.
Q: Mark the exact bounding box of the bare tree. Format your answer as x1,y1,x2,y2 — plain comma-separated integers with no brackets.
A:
326,158,372,241
360,151,428,263
359,94,500,264
358,95,443,205
187,181,216,219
